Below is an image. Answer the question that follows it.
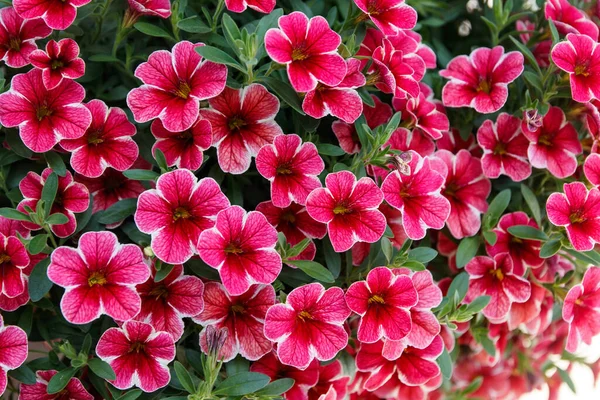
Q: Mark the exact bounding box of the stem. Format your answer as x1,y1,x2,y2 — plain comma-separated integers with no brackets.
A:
44,226,58,248
212,0,225,32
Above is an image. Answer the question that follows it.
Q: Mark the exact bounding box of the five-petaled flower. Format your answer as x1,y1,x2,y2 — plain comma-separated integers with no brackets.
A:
127,0,172,19
47,231,150,324
0,314,27,396
151,117,212,171
393,91,449,140
225,0,275,13
563,267,600,353
0,233,29,300
19,369,93,400
353,0,417,36
29,38,85,90
0,6,51,69
545,0,599,40
13,0,92,31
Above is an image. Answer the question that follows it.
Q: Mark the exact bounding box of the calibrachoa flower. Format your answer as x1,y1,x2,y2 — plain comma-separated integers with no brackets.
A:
584,153,600,186
96,320,175,393
264,283,351,369
381,151,451,240
201,84,282,174
0,68,92,153
0,7,51,68
394,92,449,140
60,100,138,178
197,206,281,296
551,33,600,103
307,360,350,400
437,128,481,156
47,231,150,324
19,369,93,400
0,232,29,299
225,0,275,13
127,40,227,133
195,282,275,361
13,0,92,31
29,38,85,90
465,253,531,322
547,182,600,251
0,314,27,396
127,0,171,19
265,12,346,92
545,0,599,40
150,117,212,171
563,267,600,352
476,113,531,181
354,0,417,36
18,169,89,238
440,46,524,114
135,263,205,341
134,169,229,264
306,171,386,253
256,134,324,208
345,267,418,343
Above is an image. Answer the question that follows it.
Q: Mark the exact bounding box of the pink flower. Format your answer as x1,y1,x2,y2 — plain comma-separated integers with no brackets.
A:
394,92,449,140
96,320,175,393
127,0,171,18
135,263,204,341
127,41,227,133
0,69,92,153
225,0,275,13
150,117,212,171
477,113,531,181
385,126,435,158
437,128,481,156
485,212,544,276
134,169,229,264
585,153,600,186
307,361,350,400
47,231,150,324
381,151,451,240
507,282,548,332
0,7,51,68
60,100,138,178
13,0,92,31
436,149,491,239
547,182,600,251
545,0,599,40
302,58,365,123
521,106,582,178
563,267,600,352
346,267,417,343
440,46,524,114
18,169,90,238
264,283,351,369
0,233,29,299
354,0,417,36
201,84,282,174
306,171,386,253
197,206,281,296
194,282,275,361
551,33,600,103
29,38,85,90
256,134,324,208
19,370,93,400
0,314,27,396
265,12,346,92
465,253,531,322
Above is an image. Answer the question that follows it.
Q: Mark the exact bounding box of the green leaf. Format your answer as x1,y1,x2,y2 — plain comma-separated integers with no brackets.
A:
446,272,469,304
483,189,511,228
260,76,305,115
381,237,393,263
437,347,453,380
195,45,245,72
254,378,295,396
29,258,52,302
47,367,78,394
461,376,483,395
317,143,346,156
287,260,335,283
88,54,120,62
401,260,426,271
540,238,561,258
134,22,173,38
483,230,497,246
177,17,211,33
509,37,542,75
548,19,560,44
88,358,115,381
286,238,311,258
408,247,438,264
323,237,341,279
155,263,174,282
557,367,576,393
5,130,33,158
521,184,542,226
222,13,241,50
0,208,31,222
8,364,36,384
464,295,490,314
581,250,600,265
153,148,168,171
213,372,270,396
507,225,548,241
46,213,69,225
116,389,143,400
44,152,67,176
98,198,137,224
123,169,159,181
28,234,48,255
174,361,196,394
456,236,480,268
17,305,33,335
41,172,58,218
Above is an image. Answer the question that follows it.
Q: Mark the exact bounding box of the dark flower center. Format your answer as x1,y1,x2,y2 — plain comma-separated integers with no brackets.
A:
0,253,11,265
444,182,460,198
281,211,296,224
477,79,492,94
276,162,293,175
51,59,64,70
173,207,191,220
297,310,313,321
224,242,243,255
36,105,53,121
178,129,194,144
87,130,104,145
291,46,308,62
493,142,507,155
537,133,553,147
333,201,352,215
368,294,385,304
231,304,245,314
8,37,21,51
489,268,504,281
174,81,192,99
88,271,107,287
228,116,246,131
149,284,169,300
575,64,590,77
129,341,145,353
569,210,586,224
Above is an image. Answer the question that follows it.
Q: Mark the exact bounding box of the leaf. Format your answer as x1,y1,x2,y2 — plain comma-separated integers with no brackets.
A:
47,367,78,394
507,225,548,241
317,143,346,156
381,237,393,263
88,358,116,380
456,236,480,268
116,390,143,400
46,213,69,225
540,238,561,258
195,46,245,72
464,295,491,314
483,230,497,246
98,198,137,224
44,152,67,176
521,184,542,226
286,238,311,258
408,247,438,264
123,169,159,181
323,237,341,279
401,260,426,271
509,36,542,75
153,148,168,171
557,367,576,393
8,364,36,384
483,189,511,228
5,130,33,158
28,234,47,255
222,13,241,50
254,378,295,396
174,361,196,394
260,76,305,115
0,208,31,222
155,263,174,282
177,17,211,33
41,172,58,218
29,258,52,302
213,372,270,396
548,19,560,44
134,22,173,38
446,272,469,304
89,54,120,62
287,260,335,283
437,348,453,380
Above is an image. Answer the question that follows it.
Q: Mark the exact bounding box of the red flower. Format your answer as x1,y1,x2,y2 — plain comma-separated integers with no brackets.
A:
13,0,92,30
48,231,150,324
197,206,281,296
384,126,435,159
265,12,346,92
127,0,171,18
302,58,365,123
394,92,449,140
307,361,350,400
436,149,491,239
507,282,548,332
381,151,450,240
584,153,600,186
0,232,29,302
256,134,324,208
61,100,138,178
225,0,275,13
551,33,600,103
346,267,418,343
96,320,175,393
437,128,481,156
465,253,531,322
18,169,90,238
194,282,275,361
29,38,85,90
547,182,600,251
127,41,227,133
0,7,51,68
563,267,600,352
201,84,282,174
19,369,93,400
354,0,417,36
477,113,531,182
134,169,230,264
0,314,27,396
440,46,524,114
0,69,92,153
306,171,386,253
545,0,599,40
135,263,205,341
150,117,212,171
264,283,351,369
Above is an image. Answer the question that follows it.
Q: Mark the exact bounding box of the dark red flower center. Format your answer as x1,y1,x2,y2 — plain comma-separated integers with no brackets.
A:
7,37,21,51
493,142,507,155
281,211,296,224
231,303,245,314
489,268,504,281
291,46,308,62
368,294,385,305
51,59,65,70
297,310,313,321
443,182,460,198
569,210,586,224
365,71,381,86
149,284,169,300
87,130,105,145
333,201,352,215
88,271,108,287
178,130,194,144
174,81,192,99
0,253,11,265
36,105,53,121
228,116,247,131
537,133,553,147
575,63,590,77
173,206,191,220
224,242,244,255
276,162,293,175
129,341,145,353
477,79,492,94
